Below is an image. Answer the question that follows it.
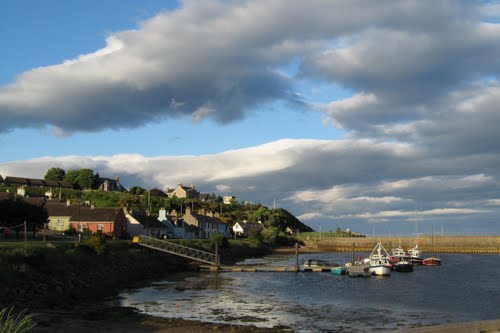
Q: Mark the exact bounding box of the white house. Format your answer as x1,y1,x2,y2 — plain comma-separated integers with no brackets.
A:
233,220,264,237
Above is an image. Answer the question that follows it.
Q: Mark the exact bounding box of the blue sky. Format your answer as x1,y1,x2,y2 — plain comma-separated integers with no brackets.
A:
1,1,500,235
0,0,346,160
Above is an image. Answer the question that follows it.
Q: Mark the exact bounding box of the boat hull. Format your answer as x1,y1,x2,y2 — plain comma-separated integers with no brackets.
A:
394,263,414,272
423,257,441,266
331,267,346,275
369,265,391,276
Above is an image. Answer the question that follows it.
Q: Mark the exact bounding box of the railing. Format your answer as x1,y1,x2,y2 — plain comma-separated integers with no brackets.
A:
133,235,219,266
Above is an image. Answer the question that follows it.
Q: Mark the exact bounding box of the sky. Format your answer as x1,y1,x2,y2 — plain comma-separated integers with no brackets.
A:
1,0,500,236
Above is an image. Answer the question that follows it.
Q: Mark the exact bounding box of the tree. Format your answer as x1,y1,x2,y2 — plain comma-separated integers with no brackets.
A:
44,167,66,181
64,169,98,189
0,198,48,238
129,186,146,195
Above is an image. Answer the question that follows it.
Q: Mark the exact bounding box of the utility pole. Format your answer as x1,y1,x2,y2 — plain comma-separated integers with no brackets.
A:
24,220,27,242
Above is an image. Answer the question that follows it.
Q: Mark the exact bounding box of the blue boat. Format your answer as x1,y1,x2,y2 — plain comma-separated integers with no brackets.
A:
331,267,346,275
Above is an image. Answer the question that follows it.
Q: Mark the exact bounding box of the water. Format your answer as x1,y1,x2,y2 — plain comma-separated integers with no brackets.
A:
117,253,500,332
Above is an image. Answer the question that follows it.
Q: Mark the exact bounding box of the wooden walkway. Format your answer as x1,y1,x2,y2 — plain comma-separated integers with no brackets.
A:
199,265,337,272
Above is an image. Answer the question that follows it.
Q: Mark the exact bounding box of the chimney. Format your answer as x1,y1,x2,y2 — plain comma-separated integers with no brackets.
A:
170,209,177,217
115,176,119,182
91,204,95,209
185,207,191,215
191,184,195,190
66,199,71,206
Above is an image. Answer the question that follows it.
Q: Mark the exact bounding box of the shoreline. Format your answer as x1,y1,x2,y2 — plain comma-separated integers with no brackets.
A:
6,243,497,332
32,304,293,333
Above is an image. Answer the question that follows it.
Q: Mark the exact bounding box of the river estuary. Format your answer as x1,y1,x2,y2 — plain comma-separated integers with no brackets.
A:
117,253,500,332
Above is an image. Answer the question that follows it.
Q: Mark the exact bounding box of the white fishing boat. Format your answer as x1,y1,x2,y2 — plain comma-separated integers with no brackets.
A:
390,245,406,262
369,242,391,276
407,244,423,265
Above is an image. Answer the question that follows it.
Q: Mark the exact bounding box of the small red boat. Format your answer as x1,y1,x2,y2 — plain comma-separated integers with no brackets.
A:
423,257,441,266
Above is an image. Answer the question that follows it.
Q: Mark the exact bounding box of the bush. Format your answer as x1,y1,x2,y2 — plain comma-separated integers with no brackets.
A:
209,234,229,249
85,233,106,254
247,229,263,247
64,224,77,236
0,307,35,333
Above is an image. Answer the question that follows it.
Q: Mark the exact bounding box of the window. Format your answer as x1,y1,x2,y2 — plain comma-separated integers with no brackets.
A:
78,224,84,232
97,224,104,231
57,219,64,226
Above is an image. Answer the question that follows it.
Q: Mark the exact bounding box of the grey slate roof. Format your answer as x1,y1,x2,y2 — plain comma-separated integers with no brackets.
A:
3,176,73,188
131,212,169,229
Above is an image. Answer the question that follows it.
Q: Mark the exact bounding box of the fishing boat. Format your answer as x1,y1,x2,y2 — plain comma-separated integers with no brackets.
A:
368,242,391,276
394,258,414,272
390,245,406,263
407,244,423,265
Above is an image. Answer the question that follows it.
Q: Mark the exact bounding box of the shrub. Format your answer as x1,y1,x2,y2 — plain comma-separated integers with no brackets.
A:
247,229,263,247
85,233,106,254
64,224,77,236
0,307,35,333
209,234,229,249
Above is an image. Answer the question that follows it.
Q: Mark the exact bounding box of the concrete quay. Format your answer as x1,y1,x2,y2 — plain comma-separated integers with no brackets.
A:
302,236,500,254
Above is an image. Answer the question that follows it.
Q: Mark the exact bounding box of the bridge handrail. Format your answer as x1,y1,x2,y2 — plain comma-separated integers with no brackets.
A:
135,235,218,266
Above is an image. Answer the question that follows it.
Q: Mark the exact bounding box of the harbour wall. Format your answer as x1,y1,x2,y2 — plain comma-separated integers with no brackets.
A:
302,235,500,253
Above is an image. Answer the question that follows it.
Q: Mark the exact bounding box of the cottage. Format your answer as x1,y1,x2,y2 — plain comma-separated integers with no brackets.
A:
223,196,236,204
69,206,127,238
233,221,264,237
165,209,196,239
167,184,199,199
45,200,80,232
3,176,72,188
124,210,144,238
183,208,229,239
127,211,169,239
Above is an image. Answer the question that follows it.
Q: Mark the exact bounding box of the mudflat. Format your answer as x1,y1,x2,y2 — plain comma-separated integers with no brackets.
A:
32,305,292,333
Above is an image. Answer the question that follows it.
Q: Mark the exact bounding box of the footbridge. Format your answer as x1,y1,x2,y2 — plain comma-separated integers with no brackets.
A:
132,235,220,267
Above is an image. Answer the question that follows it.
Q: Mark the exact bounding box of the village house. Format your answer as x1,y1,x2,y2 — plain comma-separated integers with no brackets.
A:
164,209,196,239
45,199,127,237
126,211,169,239
45,200,81,232
124,210,144,238
2,176,73,189
0,174,4,184
70,206,127,238
223,196,236,204
167,184,200,199
232,220,265,237
182,207,229,239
